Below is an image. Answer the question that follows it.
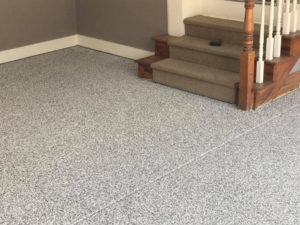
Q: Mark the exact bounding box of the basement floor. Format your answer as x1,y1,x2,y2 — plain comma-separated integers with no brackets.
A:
1,47,299,225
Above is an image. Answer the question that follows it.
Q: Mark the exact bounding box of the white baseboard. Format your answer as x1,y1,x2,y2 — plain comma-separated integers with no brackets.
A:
0,34,154,64
0,35,78,64
77,35,153,60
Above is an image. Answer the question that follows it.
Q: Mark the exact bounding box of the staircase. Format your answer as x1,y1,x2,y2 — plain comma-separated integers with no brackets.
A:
149,1,300,110
151,15,261,103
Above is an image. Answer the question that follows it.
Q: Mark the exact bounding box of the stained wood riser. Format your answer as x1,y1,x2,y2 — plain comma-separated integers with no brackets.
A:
135,35,173,79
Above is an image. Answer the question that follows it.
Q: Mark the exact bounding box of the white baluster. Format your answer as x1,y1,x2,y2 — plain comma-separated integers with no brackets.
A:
283,0,291,34
266,0,275,60
256,0,266,84
274,0,283,57
291,0,298,32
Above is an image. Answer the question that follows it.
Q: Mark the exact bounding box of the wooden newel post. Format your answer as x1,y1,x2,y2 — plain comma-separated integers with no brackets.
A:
238,0,255,110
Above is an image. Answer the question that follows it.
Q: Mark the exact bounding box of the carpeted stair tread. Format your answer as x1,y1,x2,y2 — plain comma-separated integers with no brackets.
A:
169,36,242,59
151,58,239,88
184,15,261,35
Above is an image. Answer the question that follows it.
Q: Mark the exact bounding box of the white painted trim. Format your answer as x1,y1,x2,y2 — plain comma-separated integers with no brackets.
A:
266,0,275,60
167,0,203,36
0,34,154,64
0,35,78,64
77,35,153,60
167,0,184,36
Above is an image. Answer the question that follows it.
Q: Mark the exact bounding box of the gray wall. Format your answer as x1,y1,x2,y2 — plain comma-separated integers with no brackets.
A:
77,0,168,51
0,0,168,52
0,0,77,51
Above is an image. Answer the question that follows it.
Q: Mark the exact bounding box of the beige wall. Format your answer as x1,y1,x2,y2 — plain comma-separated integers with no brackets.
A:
201,0,300,28
168,0,203,36
0,0,77,51
77,0,168,51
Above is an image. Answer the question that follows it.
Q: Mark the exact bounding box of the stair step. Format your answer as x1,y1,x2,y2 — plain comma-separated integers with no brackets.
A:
151,35,174,58
135,55,165,79
151,58,239,88
184,15,261,35
169,36,241,72
184,15,264,48
135,55,165,67
152,59,238,103
282,31,300,57
135,35,173,79
169,36,241,59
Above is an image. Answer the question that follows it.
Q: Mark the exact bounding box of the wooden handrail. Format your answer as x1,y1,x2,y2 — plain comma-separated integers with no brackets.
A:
238,0,255,110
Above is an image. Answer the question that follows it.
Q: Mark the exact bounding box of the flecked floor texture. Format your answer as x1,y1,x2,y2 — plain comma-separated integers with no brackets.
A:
0,46,299,225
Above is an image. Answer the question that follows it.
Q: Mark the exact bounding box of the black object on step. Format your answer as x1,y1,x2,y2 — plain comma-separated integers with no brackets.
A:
209,40,222,46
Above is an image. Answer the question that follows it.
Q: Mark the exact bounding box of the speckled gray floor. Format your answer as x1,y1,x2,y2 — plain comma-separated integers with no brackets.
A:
0,46,299,225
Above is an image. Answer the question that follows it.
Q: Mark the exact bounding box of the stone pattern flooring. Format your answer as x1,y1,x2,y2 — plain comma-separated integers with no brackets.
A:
0,47,299,224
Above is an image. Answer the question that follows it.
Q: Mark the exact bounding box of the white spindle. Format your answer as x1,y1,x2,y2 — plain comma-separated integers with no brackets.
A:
266,0,275,60
291,0,298,32
274,0,283,57
256,0,266,83
283,0,291,34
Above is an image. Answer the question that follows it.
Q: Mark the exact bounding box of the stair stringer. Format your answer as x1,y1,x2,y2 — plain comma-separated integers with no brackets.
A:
254,56,300,109
253,32,300,109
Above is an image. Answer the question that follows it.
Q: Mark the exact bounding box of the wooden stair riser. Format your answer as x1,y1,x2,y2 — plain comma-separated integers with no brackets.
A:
154,41,169,58
138,64,153,79
170,46,240,73
282,31,300,57
152,35,173,58
136,55,165,79
264,57,298,82
136,35,172,79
